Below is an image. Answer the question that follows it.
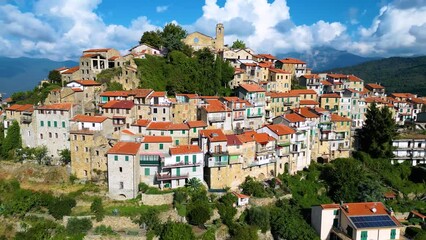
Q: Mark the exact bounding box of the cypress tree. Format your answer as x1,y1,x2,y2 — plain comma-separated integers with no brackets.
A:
2,120,22,159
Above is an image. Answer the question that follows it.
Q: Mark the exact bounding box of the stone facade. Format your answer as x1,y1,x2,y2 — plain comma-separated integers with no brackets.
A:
183,23,224,51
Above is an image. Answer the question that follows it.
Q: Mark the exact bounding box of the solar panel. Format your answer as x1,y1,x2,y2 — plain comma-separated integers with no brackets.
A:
350,215,397,228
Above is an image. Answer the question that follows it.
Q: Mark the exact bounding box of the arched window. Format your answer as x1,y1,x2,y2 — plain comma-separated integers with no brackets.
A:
194,37,199,43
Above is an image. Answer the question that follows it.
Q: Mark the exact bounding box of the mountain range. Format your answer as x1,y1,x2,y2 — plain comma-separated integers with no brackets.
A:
327,56,426,96
278,47,379,71
0,57,77,98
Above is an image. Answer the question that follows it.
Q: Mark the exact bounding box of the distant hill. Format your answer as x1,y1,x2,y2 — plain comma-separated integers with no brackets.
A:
278,47,379,71
326,56,426,96
0,57,77,98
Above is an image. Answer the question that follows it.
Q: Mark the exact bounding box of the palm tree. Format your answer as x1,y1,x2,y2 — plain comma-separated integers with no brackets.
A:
186,178,202,192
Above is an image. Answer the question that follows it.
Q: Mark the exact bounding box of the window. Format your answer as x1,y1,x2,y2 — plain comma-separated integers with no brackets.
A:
170,130,173,134
40,121,44,127
96,151,99,156
176,156,180,163
163,108,166,114
55,133,58,138
145,144,149,150
49,132,52,138
125,156,129,161
390,229,396,239
153,108,157,114
119,182,124,189
144,168,150,176
82,136,85,141
40,133,43,139
114,155,118,161
184,156,189,164
333,209,338,215
175,140,179,146
360,231,367,240
119,167,122,172
48,121,51,127
54,121,57,127
346,226,353,238
62,121,66,128
182,130,185,134
85,147,89,152
159,144,164,150
193,166,196,172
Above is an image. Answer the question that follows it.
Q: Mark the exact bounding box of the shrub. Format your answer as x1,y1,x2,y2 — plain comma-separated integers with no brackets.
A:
135,208,161,234
138,182,149,193
48,195,76,220
187,202,211,226
246,206,270,233
94,225,116,236
66,217,93,235
240,176,270,198
216,193,237,226
160,222,195,240
228,223,258,240
406,227,422,238
90,197,105,222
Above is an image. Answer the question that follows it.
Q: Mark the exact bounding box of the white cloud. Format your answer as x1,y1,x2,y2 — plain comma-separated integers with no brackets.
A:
156,5,169,13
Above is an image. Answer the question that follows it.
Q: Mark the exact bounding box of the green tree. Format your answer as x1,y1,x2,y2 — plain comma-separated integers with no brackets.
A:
59,149,71,165
246,206,270,233
240,176,270,197
48,195,77,220
161,23,187,53
48,70,62,84
216,193,237,226
90,197,105,222
160,222,195,240
231,39,246,49
0,124,4,157
359,103,397,158
186,201,211,226
229,223,258,240
2,120,22,159
185,178,202,193
139,30,163,49
135,208,161,234
66,217,92,235
14,219,61,240
106,81,124,91
33,145,50,165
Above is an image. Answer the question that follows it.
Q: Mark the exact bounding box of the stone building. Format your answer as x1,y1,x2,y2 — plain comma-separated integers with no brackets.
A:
183,23,224,51
70,115,113,180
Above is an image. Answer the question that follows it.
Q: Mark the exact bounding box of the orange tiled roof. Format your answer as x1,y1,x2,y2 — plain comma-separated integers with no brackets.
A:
300,100,320,106
390,93,416,99
258,54,277,60
331,114,351,122
266,124,296,136
187,121,207,128
72,114,107,123
203,99,231,113
342,202,388,216
102,100,134,109
200,129,227,142
121,129,135,135
267,92,299,98
72,88,83,92
240,131,274,144
327,73,347,79
321,93,340,98
284,113,306,123
129,89,153,98
149,91,166,97
109,56,119,61
62,66,79,74
175,93,200,99
107,142,141,155
297,107,320,118
75,80,101,86
239,84,265,92
289,89,317,95
232,192,250,199
348,75,363,82
365,83,385,89
37,103,73,111
279,57,306,64
302,74,320,79
142,136,172,143
321,80,332,86
226,134,243,145
6,104,34,112
364,97,387,104
321,204,340,209
170,145,202,155
257,61,274,68
100,91,130,97
132,119,151,127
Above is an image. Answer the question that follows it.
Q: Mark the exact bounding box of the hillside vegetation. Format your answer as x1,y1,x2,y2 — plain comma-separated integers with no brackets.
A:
327,56,426,96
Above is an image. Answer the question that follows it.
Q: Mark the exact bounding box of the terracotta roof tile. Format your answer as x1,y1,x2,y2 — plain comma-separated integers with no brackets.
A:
149,91,166,97
170,145,202,155
239,84,265,92
321,93,341,98
37,103,73,111
267,92,299,98
107,142,141,155
331,114,351,122
289,89,317,95
75,80,101,86
269,68,291,74
72,115,107,123
279,57,306,64
146,122,189,130
121,129,135,135
240,131,274,144
132,119,151,127
142,136,172,143
130,89,153,98
284,113,306,123
6,104,34,112
200,129,227,142
226,134,243,145
203,99,231,113
258,54,277,60
321,80,332,86
300,100,320,105
62,66,80,74
365,83,385,90
266,124,296,136
296,107,320,118
102,100,134,109
186,121,207,128
232,192,250,199
83,48,111,52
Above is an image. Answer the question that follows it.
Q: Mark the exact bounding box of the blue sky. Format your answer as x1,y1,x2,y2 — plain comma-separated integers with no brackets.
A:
1,0,426,60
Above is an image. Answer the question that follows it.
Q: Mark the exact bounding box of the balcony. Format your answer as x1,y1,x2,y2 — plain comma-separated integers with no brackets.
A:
208,116,226,122
20,116,32,124
207,161,229,167
283,101,294,106
156,172,189,181
162,161,201,169
247,113,263,118
233,115,245,120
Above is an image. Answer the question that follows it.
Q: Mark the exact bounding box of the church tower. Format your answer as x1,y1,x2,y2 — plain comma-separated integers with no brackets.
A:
215,23,224,51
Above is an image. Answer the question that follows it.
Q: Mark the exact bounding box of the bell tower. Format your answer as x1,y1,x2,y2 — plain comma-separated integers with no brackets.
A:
215,23,224,51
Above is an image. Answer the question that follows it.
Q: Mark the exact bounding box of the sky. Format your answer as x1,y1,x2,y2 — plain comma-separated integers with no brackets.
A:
1,0,426,61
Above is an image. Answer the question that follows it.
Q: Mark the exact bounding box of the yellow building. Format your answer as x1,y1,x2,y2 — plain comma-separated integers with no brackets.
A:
320,93,340,113
267,68,292,92
266,92,300,119
183,23,224,51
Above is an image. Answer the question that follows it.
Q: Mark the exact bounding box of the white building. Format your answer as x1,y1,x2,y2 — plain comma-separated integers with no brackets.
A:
311,202,402,240
393,137,426,166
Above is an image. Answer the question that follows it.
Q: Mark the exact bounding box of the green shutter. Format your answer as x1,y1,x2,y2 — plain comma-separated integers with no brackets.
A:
184,156,189,164
192,155,196,163
361,231,367,240
193,128,196,133
391,229,397,239
182,130,185,134
125,156,129,161
170,130,174,134
40,121,44,127
54,121,57,127
114,156,118,161
258,108,261,115
176,156,180,163
333,209,338,215
48,121,51,127
144,168,150,176
62,121,65,128
159,144,163,150
175,140,179,146
193,166,196,172
176,168,180,176
145,144,149,150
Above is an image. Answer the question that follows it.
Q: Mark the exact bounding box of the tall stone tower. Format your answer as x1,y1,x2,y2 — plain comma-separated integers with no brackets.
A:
215,23,224,51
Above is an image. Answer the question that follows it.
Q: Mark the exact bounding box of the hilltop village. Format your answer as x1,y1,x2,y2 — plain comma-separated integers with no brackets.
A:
1,23,426,240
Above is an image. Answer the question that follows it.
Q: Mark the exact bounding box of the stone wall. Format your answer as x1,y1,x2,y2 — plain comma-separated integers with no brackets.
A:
141,193,174,206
